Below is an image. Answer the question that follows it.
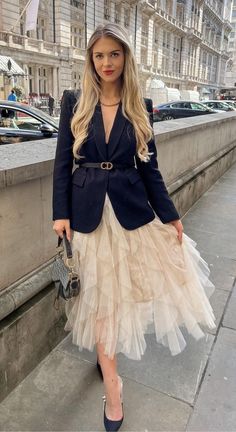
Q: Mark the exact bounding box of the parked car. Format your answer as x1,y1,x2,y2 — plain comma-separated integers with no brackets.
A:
220,100,236,110
0,101,58,144
153,100,216,122
201,100,235,112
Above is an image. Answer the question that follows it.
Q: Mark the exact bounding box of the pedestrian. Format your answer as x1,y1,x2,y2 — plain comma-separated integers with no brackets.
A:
48,93,55,116
7,89,17,120
7,89,17,102
52,23,216,431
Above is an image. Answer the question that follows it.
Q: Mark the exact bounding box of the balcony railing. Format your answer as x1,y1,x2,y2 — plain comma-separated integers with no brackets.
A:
155,7,185,33
0,31,85,60
201,38,221,54
187,28,202,42
204,0,224,22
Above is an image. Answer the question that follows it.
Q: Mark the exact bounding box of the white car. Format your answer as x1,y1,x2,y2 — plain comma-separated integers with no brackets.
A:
201,100,235,112
222,100,236,110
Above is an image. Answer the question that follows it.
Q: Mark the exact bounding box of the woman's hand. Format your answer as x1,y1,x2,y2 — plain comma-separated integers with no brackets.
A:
53,219,71,241
169,219,183,244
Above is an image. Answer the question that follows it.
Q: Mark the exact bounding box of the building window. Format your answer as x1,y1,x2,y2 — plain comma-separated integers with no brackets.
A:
38,66,47,94
114,4,121,24
124,8,130,28
71,26,84,48
165,0,172,15
173,36,181,74
141,47,147,66
28,66,33,94
20,15,25,35
153,26,158,44
153,52,158,68
36,17,46,40
176,4,184,23
104,0,111,20
70,0,84,8
141,17,149,37
72,70,81,89
162,30,170,48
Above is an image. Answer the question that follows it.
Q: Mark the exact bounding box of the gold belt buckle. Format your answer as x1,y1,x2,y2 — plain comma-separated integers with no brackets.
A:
100,162,113,170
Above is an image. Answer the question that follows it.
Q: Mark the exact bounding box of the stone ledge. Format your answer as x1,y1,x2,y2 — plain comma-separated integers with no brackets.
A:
0,138,55,188
168,140,236,194
0,285,66,403
1,112,236,188
155,111,236,142
0,260,55,321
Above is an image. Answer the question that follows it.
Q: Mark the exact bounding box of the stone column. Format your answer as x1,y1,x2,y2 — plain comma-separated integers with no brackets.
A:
35,66,39,96
23,64,29,98
52,66,58,99
180,36,189,77
147,18,154,66
135,8,142,64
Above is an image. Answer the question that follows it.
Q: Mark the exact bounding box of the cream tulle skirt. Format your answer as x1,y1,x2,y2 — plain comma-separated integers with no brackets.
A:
64,194,216,360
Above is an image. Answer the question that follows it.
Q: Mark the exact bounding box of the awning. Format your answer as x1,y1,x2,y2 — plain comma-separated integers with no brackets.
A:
0,56,25,76
201,87,211,94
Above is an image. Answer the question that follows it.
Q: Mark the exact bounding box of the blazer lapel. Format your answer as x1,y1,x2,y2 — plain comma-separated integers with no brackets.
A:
108,102,127,159
93,103,107,160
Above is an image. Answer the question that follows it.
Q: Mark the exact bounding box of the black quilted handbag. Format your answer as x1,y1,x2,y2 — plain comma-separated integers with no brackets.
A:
52,231,80,310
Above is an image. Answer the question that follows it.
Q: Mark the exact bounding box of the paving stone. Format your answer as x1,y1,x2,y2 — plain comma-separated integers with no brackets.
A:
187,327,236,432
222,164,236,177
183,212,236,236
207,288,230,335
200,252,236,292
223,284,236,330
181,228,236,259
183,195,236,220
206,181,236,196
0,349,192,432
58,331,214,405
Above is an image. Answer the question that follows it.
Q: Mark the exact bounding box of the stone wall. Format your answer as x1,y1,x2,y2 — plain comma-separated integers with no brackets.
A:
1,111,236,401
1,112,236,301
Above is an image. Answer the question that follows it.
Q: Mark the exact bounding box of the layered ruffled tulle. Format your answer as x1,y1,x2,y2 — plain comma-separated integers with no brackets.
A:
64,194,216,360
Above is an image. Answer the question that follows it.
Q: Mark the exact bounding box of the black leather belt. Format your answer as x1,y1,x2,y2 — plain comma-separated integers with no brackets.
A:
77,162,134,170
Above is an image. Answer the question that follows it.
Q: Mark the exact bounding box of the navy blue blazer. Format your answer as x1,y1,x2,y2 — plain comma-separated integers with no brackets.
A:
52,90,179,233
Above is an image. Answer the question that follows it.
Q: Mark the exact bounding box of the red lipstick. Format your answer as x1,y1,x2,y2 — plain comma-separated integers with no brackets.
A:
103,70,114,75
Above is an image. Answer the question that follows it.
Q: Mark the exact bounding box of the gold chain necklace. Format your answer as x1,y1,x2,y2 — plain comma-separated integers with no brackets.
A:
100,100,121,107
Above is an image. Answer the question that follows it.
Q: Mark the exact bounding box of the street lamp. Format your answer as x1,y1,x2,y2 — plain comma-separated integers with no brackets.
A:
6,59,13,78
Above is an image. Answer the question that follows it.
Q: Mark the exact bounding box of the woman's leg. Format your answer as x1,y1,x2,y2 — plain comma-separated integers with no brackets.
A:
96,342,123,420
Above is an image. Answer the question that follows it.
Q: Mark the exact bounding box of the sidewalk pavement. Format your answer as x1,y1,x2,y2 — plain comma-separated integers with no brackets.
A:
0,163,236,432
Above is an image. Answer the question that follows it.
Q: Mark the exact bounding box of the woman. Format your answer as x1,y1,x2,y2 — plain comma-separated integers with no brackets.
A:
52,23,216,431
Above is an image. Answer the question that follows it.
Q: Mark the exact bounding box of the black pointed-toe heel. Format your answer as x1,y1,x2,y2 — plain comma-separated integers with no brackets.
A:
96,360,103,380
103,376,124,432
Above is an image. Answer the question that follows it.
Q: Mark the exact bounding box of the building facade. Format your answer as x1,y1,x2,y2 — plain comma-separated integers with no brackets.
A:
0,0,233,100
225,0,236,88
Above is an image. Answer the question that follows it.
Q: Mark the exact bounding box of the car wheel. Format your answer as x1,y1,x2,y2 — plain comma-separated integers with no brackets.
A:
163,115,174,121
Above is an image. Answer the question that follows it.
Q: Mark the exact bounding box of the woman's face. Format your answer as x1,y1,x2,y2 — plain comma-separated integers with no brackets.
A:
92,36,125,85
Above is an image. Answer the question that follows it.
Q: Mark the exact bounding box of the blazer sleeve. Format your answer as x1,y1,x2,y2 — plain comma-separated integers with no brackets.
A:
52,90,78,220
135,98,180,224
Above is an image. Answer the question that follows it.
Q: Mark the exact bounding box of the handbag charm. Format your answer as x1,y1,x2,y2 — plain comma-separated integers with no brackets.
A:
52,232,80,310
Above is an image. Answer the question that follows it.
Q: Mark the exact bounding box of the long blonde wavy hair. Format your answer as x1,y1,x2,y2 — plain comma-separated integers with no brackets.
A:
71,23,153,162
